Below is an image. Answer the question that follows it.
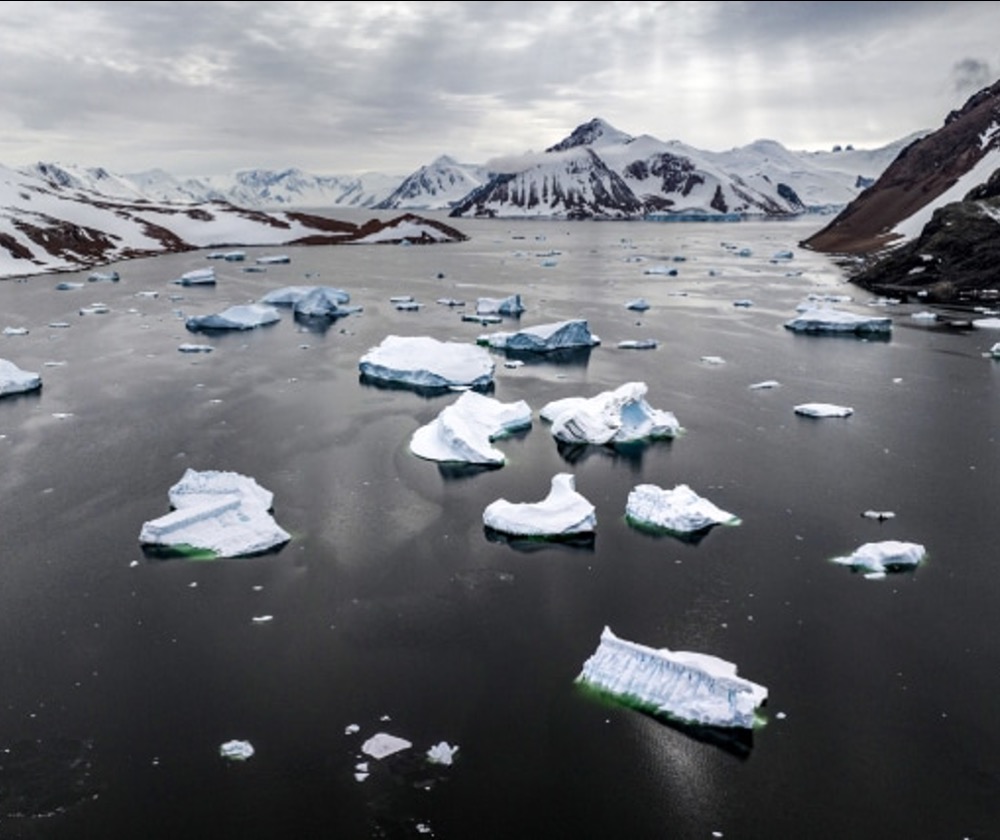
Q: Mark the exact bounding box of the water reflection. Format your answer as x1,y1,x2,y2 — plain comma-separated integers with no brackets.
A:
483,526,596,553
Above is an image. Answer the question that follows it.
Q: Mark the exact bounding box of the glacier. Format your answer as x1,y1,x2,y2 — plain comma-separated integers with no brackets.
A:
482,473,596,538
0,359,42,396
409,390,532,465
540,381,682,446
359,335,495,391
138,468,291,559
626,483,741,535
185,303,281,332
577,626,768,730
477,319,600,352
831,540,927,579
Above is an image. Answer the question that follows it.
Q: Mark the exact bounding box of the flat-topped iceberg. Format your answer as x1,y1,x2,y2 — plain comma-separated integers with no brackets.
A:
185,303,281,332
794,402,853,418
831,540,927,579
477,318,600,352
410,391,531,465
139,468,291,559
175,267,216,286
540,381,682,445
359,335,495,391
577,626,768,730
784,307,891,335
0,359,42,396
626,483,741,535
483,473,596,538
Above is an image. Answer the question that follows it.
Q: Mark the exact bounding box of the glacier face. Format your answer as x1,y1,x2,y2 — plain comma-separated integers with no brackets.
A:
577,626,768,730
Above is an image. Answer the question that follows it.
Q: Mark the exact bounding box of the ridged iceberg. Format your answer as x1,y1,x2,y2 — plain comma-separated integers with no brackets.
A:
477,318,600,352
541,381,682,445
626,483,741,534
410,391,531,465
483,473,596,538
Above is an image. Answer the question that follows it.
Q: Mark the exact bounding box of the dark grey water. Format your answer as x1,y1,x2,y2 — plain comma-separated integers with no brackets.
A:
1,213,998,839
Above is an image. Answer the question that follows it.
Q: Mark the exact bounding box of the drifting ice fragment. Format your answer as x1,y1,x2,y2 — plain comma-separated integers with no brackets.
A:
426,742,459,765
410,390,531,465
577,626,768,730
0,359,42,396
540,382,682,445
361,733,412,760
626,484,741,535
483,473,596,538
862,510,895,521
794,403,853,418
185,304,281,332
831,540,926,579
476,294,524,316
359,335,495,391
219,740,254,761
175,267,216,286
477,319,600,352
783,307,891,335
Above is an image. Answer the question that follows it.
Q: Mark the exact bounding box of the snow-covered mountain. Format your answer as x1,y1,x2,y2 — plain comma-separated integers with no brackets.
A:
374,155,491,210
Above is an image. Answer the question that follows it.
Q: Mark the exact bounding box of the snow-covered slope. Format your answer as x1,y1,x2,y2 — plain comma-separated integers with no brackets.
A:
374,155,490,210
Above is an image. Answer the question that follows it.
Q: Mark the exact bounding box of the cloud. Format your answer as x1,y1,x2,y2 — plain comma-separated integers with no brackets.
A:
951,58,994,94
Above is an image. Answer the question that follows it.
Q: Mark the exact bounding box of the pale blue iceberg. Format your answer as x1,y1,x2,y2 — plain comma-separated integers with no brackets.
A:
185,303,281,332
540,381,682,446
410,390,531,465
477,294,524,316
139,468,291,559
577,626,768,729
0,359,42,396
359,335,495,391
483,473,596,537
784,307,891,335
477,319,600,352
626,483,741,534
260,285,349,306
175,267,216,286
831,540,927,579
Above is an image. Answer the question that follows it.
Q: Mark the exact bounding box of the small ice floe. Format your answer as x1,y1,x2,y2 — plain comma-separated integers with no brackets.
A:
478,319,600,352
409,390,531,466
261,285,350,307
784,307,891,335
831,540,927,579
701,355,725,365
540,381,682,446
733,299,753,307
0,359,42,396
354,762,369,782
862,510,896,522
251,615,273,624
56,281,84,290
972,316,1000,329
483,473,596,538
344,723,360,735
794,403,853,418
771,249,794,261
219,740,254,761
48,322,71,329
576,626,768,730
359,335,495,391
437,297,465,307
390,295,414,304
910,311,938,322
617,339,658,350
426,742,459,766
625,298,650,312
361,733,412,760
178,343,214,353
503,359,525,368
625,483,741,535
138,468,291,559
749,380,781,390
990,342,1000,358
477,294,524,316
255,255,290,265
174,267,216,286
222,251,246,262
462,313,503,325
185,304,281,332
643,265,678,276
394,299,422,311
3,326,29,336
79,303,110,315
134,291,159,299
87,270,119,283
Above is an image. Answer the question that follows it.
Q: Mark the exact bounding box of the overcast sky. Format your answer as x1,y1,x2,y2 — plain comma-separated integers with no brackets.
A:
1,1,998,178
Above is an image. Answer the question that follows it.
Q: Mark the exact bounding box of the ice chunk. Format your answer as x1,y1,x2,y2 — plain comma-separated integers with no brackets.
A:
617,339,658,350
0,359,42,396
831,540,926,578
749,380,781,390
185,303,281,332
219,740,254,761
292,287,362,319
477,319,600,352
783,307,891,335
540,382,682,445
426,742,459,765
359,335,495,391
476,294,524,316
139,468,290,559
260,285,350,306
483,473,596,538
87,270,119,282
577,626,768,730
625,298,650,311
626,483,741,534
178,343,214,353
794,403,853,418
175,267,216,286
255,255,290,265
361,733,412,760
410,390,531,465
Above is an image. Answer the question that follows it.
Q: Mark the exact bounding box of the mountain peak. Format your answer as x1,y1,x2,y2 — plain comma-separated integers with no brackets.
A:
545,118,634,153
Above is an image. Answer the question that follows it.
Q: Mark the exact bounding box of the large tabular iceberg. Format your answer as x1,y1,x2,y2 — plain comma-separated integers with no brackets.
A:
185,303,281,332
359,335,495,391
784,307,892,335
577,626,768,730
483,473,596,538
0,359,42,396
410,391,532,465
139,468,291,559
540,381,682,445
831,540,927,579
477,318,600,352
626,483,741,535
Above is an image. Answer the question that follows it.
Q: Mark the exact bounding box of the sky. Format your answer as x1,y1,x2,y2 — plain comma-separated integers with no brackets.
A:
1,1,998,179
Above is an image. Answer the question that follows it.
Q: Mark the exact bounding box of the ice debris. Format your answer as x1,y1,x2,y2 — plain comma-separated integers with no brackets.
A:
476,294,524,316
0,359,42,396
138,468,291,559
831,540,927,579
219,740,254,761
626,484,741,535
794,403,853,418
359,335,495,391
361,733,412,760
483,473,596,538
577,626,768,729
477,318,600,352
426,742,459,765
175,267,216,286
185,303,281,332
540,382,682,446
410,390,531,465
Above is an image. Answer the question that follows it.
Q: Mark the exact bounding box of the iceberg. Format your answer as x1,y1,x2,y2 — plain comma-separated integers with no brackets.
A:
255,254,290,265
87,270,119,282
426,742,459,765
626,483,741,535
477,319,600,352
477,294,524,316
831,540,927,579
175,267,216,286
359,335,495,391
293,287,362,319
482,473,596,538
185,303,281,332
139,468,291,559
410,390,531,465
784,307,891,335
219,740,254,761
576,626,768,730
794,402,853,418
540,381,682,446
617,339,658,350
625,298,650,312
0,359,42,396
260,285,349,306
361,733,412,760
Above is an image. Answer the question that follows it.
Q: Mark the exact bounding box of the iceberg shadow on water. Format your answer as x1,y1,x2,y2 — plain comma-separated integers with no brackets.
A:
357,373,496,399
555,437,667,467
483,526,596,553
490,345,594,368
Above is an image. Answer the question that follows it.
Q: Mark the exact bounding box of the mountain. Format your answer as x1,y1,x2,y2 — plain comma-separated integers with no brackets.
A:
802,78,1000,299
374,155,491,210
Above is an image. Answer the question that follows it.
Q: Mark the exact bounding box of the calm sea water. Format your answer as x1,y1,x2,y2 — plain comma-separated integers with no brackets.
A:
0,212,998,839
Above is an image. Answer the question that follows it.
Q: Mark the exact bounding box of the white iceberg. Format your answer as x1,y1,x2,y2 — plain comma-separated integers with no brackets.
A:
0,359,42,396
794,403,853,418
255,254,290,265
625,484,741,534
784,307,891,335
139,468,291,559
175,267,216,286
831,540,927,579
617,339,658,350
482,473,596,538
185,303,281,332
577,626,768,730
476,294,524,316
410,391,531,465
973,317,1000,329
219,740,254,761
87,270,120,282
293,287,362,319
361,733,412,760
477,319,600,352
260,285,349,306
540,381,682,446
426,742,459,765
359,335,495,391
625,298,650,312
